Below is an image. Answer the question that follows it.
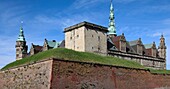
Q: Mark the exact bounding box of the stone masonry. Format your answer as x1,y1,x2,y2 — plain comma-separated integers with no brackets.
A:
64,21,108,55
0,58,170,89
108,50,165,69
0,59,53,89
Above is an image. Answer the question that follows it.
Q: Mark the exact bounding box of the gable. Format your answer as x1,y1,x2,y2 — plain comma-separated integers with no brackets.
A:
126,42,136,53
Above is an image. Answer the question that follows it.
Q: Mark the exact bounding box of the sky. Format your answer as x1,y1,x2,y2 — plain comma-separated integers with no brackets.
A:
0,0,170,69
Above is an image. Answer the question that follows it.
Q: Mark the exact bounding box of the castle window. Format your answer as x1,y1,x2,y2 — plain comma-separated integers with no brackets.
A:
98,36,100,41
92,35,93,37
77,35,79,38
16,54,19,57
153,61,155,66
92,47,93,49
16,49,19,51
70,37,72,40
98,47,100,51
77,47,79,49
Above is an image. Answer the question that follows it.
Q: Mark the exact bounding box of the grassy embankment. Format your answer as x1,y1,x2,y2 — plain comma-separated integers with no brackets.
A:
1,48,170,74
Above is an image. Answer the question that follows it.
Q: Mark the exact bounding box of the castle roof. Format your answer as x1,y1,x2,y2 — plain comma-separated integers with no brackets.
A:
107,37,117,51
126,42,136,53
108,0,117,36
17,27,26,42
128,40,138,46
64,21,108,33
59,40,65,48
144,44,153,49
32,44,43,52
46,40,59,48
111,36,121,42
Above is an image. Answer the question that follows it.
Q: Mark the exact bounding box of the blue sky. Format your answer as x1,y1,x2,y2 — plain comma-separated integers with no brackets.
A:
0,0,170,69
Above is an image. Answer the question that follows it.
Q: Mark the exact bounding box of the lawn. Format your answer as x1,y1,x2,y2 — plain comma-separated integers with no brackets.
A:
1,48,170,74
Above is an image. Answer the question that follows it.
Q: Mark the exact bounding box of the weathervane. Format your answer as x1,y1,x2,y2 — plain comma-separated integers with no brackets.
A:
21,21,24,27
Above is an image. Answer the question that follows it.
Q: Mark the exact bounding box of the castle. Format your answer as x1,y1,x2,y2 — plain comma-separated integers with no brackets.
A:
15,1,166,70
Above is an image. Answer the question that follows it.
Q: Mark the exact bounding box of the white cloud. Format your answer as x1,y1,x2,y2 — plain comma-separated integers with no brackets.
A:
152,32,161,37
72,0,141,9
118,26,151,38
0,2,30,26
125,4,170,17
150,5,170,12
72,0,106,9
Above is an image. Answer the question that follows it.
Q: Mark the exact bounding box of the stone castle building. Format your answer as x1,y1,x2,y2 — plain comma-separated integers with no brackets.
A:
15,26,28,60
64,22,108,55
15,1,166,69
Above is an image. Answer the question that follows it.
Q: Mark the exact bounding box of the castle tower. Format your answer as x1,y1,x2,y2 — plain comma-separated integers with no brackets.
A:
64,21,108,55
158,34,166,59
15,22,28,60
108,0,117,38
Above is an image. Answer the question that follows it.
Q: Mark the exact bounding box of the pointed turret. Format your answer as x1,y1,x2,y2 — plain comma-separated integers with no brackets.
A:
15,22,28,60
108,0,117,37
158,34,166,59
17,26,25,41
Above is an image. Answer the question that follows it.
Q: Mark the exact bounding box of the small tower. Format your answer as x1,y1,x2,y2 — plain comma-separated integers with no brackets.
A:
108,0,117,38
15,22,28,60
158,34,166,59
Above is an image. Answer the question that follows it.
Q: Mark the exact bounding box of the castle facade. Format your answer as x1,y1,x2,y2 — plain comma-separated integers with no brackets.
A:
15,1,166,69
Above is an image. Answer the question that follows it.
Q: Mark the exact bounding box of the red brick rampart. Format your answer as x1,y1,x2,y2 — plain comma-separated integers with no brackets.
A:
0,58,170,89
51,59,170,89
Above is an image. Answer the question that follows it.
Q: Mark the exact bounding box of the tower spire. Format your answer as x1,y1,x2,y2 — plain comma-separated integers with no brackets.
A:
108,0,117,36
15,21,28,60
17,21,25,41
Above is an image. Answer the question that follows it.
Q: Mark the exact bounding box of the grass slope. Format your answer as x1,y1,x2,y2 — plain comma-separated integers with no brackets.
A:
149,69,170,74
2,48,143,70
1,48,170,74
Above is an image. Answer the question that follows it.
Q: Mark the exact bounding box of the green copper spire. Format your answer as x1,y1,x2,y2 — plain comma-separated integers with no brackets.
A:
108,0,117,36
17,21,25,41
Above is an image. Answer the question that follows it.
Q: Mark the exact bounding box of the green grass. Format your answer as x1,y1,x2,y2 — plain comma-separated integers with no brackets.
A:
1,48,170,74
1,48,144,70
149,69,170,74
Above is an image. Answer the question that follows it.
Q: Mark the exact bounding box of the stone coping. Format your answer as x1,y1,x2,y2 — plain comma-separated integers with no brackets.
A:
64,21,108,33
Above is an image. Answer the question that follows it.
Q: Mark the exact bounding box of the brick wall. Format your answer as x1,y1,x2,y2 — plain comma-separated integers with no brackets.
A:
51,59,170,89
0,72,4,88
0,58,170,89
0,59,53,89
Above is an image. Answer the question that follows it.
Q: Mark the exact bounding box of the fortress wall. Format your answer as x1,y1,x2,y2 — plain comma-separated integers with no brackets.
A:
51,59,170,89
0,72,5,88
0,59,53,89
0,58,169,89
108,51,165,69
